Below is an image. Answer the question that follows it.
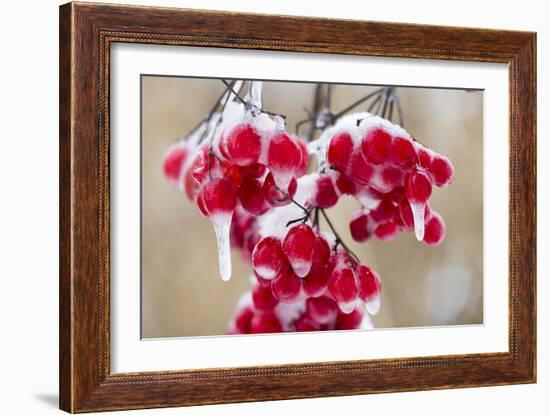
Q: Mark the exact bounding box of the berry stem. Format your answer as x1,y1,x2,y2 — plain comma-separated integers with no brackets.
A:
319,208,361,265
221,80,286,120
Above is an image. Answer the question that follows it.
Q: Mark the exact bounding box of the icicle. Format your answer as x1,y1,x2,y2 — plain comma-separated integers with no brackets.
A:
410,201,426,241
211,216,232,281
247,81,263,108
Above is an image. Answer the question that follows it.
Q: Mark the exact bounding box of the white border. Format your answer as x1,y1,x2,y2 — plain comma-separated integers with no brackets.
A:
110,44,509,373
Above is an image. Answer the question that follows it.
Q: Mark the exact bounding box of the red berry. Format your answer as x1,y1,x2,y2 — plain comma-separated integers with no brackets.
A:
283,224,317,277
335,173,356,195
356,264,381,301
252,237,287,280
418,147,433,170
374,222,399,241
428,155,454,187
195,191,209,217
224,124,261,166
327,132,354,172
271,267,302,303
381,166,405,189
311,234,331,270
303,266,331,297
183,164,200,201
250,312,282,333
314,175,339,208
349,211,371,242
201,178,238,216
390,136,417,167
294,315,321,332
370,198,398,223
361,128,392,164
349,151,374,185
252,284,279,311
220,160,244,188
423,212,446,245
267,133,302,173
238,176,271,215
262,172,297,207
405,171,432,204
163,143,189,185
306,296,338,324
234,306,254,334
335,308,364,330
329,267,359,313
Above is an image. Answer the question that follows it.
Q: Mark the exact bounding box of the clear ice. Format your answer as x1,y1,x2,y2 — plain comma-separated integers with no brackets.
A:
212,216,232,281
410,202,426,242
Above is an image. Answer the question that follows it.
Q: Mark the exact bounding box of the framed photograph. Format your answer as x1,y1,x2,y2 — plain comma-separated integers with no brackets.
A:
59,2,536,412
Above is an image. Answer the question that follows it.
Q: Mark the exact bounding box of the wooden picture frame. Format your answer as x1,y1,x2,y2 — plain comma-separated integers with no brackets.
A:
59,2,536,412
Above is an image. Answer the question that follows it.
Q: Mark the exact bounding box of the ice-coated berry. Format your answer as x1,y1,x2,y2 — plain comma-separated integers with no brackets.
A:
282,224,317,278
224,124,261,166
262,172,297,207
252,284,279,311
374,222,399,241
313,175,339,208
349,211,371,242
271,267,302,303
327,132,354,172
163,143,189,186
361,128,392,164
356,264,381,301
234,306,254,334
390,136,417,167
238,176,271,215
250,312,282,333
267,133,302,183
349,151,374,185
405,171,432,204
294,315,321,332
252,237,287,280
335,173,356,195
311,234,331,270
328,267,359,314
306,296,338,325
303,266,330,297
335,308,364,330
201,178,238,216
423,212,446,245
428,155,454,187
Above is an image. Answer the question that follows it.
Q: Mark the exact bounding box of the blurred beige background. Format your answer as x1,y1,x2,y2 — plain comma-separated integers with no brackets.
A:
141,76,483,338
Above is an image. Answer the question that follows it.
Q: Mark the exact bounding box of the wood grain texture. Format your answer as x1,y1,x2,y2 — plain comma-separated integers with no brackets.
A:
59,2,537,412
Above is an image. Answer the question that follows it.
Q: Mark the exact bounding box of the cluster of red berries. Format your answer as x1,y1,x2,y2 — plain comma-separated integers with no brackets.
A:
228,223,380,334
163,96,454,334
305,114,453,243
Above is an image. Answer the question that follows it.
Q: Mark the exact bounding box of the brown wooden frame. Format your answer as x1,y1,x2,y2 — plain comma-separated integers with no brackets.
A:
59,2,536,412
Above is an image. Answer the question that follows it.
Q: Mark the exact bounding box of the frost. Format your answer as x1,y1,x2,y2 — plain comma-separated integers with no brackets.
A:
338,299,358,314
211,214,233,281
365,294,381,315
410,201,426,241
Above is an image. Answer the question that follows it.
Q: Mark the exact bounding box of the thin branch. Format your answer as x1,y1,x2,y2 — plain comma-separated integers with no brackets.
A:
333,87,385,119
319,209,361,264
221,80,286,119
